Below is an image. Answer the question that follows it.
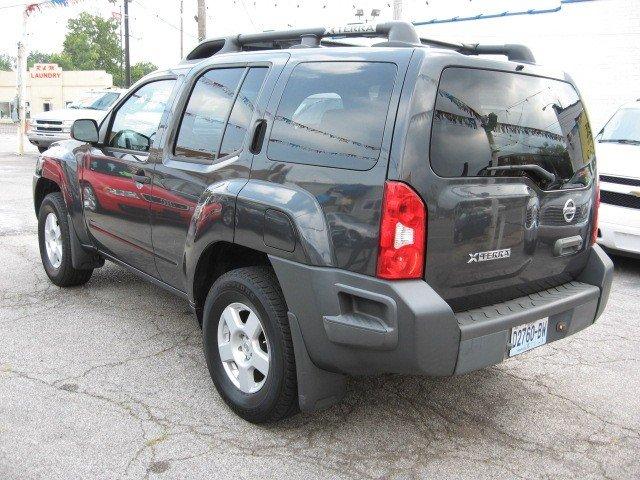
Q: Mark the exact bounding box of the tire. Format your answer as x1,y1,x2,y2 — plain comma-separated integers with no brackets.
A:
38,192,93,287
37,146,47,153
202,266,298,423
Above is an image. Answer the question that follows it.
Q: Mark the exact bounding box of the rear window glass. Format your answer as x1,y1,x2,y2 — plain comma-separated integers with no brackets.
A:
267,61,397,170
431,67,595,189
219,67,268,158
175,68,245,160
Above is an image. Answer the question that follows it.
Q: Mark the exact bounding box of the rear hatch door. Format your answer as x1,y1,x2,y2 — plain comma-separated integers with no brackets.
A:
424,67,597,311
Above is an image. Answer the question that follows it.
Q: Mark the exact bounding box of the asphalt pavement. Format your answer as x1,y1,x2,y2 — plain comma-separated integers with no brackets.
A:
0,129,638,479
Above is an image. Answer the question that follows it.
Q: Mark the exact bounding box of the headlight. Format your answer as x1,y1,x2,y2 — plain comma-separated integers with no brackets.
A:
62,120,74,133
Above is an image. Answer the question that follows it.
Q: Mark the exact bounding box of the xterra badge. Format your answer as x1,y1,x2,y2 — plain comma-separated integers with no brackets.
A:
468,248,511,263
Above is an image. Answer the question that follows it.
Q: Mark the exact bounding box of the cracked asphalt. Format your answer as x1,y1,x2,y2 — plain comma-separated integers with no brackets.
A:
0,129,639,479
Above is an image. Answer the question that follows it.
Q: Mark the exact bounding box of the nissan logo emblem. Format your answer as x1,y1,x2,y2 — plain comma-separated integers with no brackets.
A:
563,199,576,223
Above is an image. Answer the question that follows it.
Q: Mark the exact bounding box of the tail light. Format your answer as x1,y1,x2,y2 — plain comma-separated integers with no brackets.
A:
376,181,426,280
590,183,600,245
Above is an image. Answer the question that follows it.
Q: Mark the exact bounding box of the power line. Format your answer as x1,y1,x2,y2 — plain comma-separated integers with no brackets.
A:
131,0,197,39
237,0,256,29
0,2,28,10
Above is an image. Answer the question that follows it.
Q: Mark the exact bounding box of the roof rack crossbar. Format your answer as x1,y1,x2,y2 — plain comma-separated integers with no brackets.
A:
420,37,536,63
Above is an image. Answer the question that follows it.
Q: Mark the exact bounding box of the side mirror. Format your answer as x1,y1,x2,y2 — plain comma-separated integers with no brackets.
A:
71,119,99,143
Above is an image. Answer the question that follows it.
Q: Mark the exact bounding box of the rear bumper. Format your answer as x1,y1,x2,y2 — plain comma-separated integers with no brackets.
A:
270,245,613,378
597,203,640,256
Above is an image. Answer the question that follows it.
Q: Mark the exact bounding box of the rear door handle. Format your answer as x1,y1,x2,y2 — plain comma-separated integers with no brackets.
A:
249,119,267,155
132,171,151,184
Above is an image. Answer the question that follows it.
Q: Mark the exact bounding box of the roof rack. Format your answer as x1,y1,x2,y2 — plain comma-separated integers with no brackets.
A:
184,21,535,64
185,21,420,61
419,37,535,63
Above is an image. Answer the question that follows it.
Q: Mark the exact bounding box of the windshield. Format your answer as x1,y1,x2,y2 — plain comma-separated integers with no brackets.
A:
70,92,120,111
600,108,640,144
430,67,595,190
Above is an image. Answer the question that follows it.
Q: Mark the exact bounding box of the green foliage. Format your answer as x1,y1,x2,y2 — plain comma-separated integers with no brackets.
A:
0,54,14,71
131,61,158,84
27,51,52,68
62,12,124,85
26,51,74,70
14,13,158,87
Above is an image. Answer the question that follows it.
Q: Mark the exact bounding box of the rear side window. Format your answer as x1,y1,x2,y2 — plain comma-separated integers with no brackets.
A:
174,68,245,160
267,61,397,170
431,67,595,189
219,67,268,157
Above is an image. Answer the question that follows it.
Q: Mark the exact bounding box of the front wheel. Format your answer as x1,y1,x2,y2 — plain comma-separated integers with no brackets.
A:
202,266,298,423
38,192,93,287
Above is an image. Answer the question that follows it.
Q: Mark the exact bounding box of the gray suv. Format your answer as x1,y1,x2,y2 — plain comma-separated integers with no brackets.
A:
32,21,612,423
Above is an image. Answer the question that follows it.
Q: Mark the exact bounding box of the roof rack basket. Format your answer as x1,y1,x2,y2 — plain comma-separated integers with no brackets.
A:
185,21,535,64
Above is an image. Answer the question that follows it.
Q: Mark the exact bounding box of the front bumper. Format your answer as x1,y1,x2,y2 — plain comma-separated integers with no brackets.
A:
270,245,613,377
598,203,640,256
27,131,70,148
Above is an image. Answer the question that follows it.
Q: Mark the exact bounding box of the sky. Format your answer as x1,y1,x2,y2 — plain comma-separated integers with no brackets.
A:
0,0,562,68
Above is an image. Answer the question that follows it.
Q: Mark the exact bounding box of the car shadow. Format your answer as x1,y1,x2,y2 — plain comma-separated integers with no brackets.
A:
609,252,640,276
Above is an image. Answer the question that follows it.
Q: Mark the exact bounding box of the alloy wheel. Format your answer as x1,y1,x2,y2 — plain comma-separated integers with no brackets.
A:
217,302,270,394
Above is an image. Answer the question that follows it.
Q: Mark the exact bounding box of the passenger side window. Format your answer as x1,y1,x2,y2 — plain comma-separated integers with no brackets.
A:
108,80,176,152
219,67,268,158
174,68,245,160
267,62,397,169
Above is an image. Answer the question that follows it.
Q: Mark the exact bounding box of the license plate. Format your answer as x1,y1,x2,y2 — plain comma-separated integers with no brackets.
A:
509,318,548,357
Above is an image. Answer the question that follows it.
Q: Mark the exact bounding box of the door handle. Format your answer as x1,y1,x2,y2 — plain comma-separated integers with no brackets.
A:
553,235,583,257
249,119,267,155
131,171,150,184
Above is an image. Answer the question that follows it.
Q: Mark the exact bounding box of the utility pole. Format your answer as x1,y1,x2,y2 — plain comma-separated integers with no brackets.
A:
180,0,184,58
197,0,207,42
16,11,27,155
124,0,131,87
393,0,403,20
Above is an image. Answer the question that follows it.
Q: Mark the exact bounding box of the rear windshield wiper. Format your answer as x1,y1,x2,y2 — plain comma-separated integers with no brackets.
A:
485,164,556,183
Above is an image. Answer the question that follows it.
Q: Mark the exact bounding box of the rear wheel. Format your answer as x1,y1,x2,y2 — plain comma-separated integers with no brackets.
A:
38,192,93,287
202,266,298,423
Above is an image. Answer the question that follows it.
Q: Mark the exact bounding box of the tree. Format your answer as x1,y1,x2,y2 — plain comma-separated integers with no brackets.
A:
61,12,123,86
0,54,14,71
131,61,158,84
27,51,53,68
25,51,73,70
12,13,158,87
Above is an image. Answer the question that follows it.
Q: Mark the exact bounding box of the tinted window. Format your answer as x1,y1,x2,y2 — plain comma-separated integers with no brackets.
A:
431,68,595,189
108,80,175,152
175,68,244,160
219,67,268,157
267,62,397,169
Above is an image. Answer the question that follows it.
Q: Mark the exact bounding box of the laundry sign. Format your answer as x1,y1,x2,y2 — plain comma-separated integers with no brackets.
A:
29,64,62,79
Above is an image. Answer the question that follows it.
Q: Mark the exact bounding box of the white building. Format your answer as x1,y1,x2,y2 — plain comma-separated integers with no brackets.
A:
0,63,113,119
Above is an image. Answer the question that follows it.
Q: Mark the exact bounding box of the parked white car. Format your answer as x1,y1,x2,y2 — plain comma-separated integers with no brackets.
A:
27,89,125,152
596,100,640,257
